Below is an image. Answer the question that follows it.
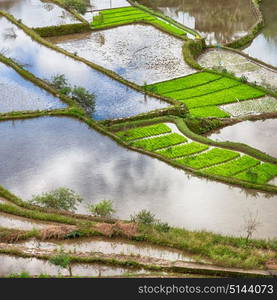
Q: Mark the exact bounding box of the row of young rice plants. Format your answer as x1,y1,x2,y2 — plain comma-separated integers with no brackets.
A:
189,106,230,118
183,84,265,108
91,7,187,36
176,148,240,170
116,123,171,141
202,155,260,177
164,77,240,100
130,133,187,151
234,163,277,184
156,142,209,159
145,72,222,94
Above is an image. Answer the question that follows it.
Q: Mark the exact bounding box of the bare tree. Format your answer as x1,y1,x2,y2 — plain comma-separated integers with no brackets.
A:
243,210,261,240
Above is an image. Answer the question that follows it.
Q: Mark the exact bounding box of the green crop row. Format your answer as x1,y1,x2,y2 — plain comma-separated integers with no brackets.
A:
234,163,277,184
183,84,265,108
146,72,222,94
116,123,171,141
176,148,240,169
164,77,240,100
100,7,137,15
130,133,187,151
189,106,230,118
203,155,260,177
151,19,186,36
156,142,209,159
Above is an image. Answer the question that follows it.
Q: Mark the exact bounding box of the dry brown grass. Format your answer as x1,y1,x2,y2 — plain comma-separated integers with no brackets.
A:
94,222,138,238
40,225,77,240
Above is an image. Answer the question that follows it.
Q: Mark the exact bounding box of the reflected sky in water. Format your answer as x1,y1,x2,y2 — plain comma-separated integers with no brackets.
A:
0,62,66,112
243,0,277,67
0,0,79,27
209,119,277,158
0,117,276,239
0,17,167,119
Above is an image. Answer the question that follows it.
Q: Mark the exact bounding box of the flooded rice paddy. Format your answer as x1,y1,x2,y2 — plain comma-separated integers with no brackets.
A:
0,0,80,27
209,119,277,158
0,17,167,119
243,0,277,67
48,24,195,85
198,49,277,90
137,0,258,45
0,62,66,112
0,254,141,277
15,237,197,262
0,117,276,239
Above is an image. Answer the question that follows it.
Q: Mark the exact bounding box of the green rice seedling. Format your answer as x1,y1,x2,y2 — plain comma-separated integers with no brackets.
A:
183,84,265,108
156,142,209,159
203,155,260,176
116,123,171,141
176,148,240,169
145,72,222,94
234,163,277,184
164,77,240,100
189,106,230,118
130,133,187,151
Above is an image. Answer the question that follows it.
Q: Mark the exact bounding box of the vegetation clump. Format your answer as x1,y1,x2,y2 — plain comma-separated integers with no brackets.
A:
88,200,115,218
62,0,87,15
49,74,95,113
29,187,83,212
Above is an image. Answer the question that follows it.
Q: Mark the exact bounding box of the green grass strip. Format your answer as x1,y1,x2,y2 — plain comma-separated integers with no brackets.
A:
183,84,265,108
101,7,137,15
116,123,171,141
156,142,209,159
234,163,277,184
146,72,222,95
102,12,150,22
130,133,187,151
176,148,240,170
164,77,240,100
189,106,230,118
203,155,260,177
102,10,148,20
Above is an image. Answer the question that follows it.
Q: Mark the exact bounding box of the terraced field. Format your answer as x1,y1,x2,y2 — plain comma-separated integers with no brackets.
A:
91,6,193,37
146,72,266,118
115,123,277,186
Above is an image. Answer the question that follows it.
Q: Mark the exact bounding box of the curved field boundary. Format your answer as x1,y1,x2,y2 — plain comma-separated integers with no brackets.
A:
127,0,201,38
0,10,179,106
224,0,264,49
48,0,89,24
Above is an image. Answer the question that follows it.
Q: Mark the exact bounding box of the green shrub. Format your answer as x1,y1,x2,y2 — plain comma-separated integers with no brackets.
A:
131,209,156,225
88,200,115,218
154,221,170,233
62,0,87,15
49,251,72,276
72,86,96,111
29,187,83,211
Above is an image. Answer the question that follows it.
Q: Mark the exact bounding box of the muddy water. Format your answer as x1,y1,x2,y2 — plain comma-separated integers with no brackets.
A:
209,119,277,158
137,0,257,45
0,212,49,230
0,254,139,277
48,24,195,85
198,49,277,91
0,62,66,112
0,117,276,239
243,0,277,67
16,237,196,262
0,17,167,119
0,0,79,27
